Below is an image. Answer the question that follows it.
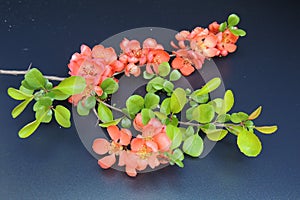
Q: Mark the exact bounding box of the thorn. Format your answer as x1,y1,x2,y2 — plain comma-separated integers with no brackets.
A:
27,62,32,71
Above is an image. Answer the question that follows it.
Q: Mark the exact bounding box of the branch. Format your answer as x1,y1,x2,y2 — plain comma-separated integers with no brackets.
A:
0,69,66,81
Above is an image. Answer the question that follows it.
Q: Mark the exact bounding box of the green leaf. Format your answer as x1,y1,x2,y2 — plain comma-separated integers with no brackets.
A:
166,125,182,149
100,78,119,94
21,80,36,90
206,129,228,141
237,130,262,157
193,78,221,96
229,28,246,36
169,70,181,81
24,68,46,89
144,93,160,109
224,90,234,112
230,112,249,123
170,88,187,113
154,111,168,120
47,90,70,100
45,80,53,90
7,87,33,100
146,77,165,92
54,105,71,128
18,120,41,138
183,134,203,157
143,71,155,79
141,108,155,125
84,96,96,109
121,117,131,128
55,76,86,95
160,98,171,115
163,80,174,93
219,22,227,32
35,108,52,123
126,95,144,115
186,107,195,121
248,106,262,120
11,97,34,118
191,93,209,104
77,100,90,116
99,118,122,127
228,14,240,26
216,114,231,123
158,62,171,77
19,85,34,95
192,104,215,123
169,149,184,167
226,125,244,136
208,98,224,115
37,96,52,107
98,102,113,123
255,126,278,134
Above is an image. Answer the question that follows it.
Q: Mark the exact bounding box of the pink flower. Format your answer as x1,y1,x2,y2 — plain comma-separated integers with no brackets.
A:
92,125,132,169
208,21,220,34
124,63,141,77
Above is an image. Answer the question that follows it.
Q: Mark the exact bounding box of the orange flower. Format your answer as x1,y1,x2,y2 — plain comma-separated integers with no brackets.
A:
208,21,220,34
124,63,141,77
216,29,239,56
133,113,144,131
92,125,132,169
146,49,170,74
171,57,195,76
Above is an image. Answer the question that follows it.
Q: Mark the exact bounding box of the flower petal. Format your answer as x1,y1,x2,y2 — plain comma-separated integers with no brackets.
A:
92,138,109,155
107,125,120,142
119,128,132,146
131,138,144,152
171,57,184,69
146,140,158,152
148,154,160,169
125,166,137,177
153,133,171,151
98,154,116,169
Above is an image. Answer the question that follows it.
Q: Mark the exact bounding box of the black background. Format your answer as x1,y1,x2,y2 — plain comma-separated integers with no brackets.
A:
0,0,299,199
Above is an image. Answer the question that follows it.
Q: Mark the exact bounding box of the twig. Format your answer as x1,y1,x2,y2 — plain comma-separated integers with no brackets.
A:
0,69,66,81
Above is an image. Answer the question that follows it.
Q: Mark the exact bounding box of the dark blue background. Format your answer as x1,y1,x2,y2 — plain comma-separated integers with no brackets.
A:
1,0,299,199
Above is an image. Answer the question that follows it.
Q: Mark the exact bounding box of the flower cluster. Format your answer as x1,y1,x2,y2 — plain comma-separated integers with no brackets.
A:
92,114,171,177
171,21,239,76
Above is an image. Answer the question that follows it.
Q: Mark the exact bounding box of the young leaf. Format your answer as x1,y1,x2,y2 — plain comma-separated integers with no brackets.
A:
193,77,221,96
24,68,46,89
219,22,227,32
141,108,155,125
208,98,224,114
12,97,34,118
99,118,122,128
100,78,119,94
248,106,262,120
229,28,246,36
206,129,228,141
84,96,96,109
169,149,184,167
163,80,174,93
169,70,181,81
160,98,171,115
237,130,262,157
144,93,160,109
166,125,182,149
77,100,90,116
216,114,231,123
192,104,215,124
55,76,86,95
170,88,187,113
158,62,171,77
227,14,240,26
183,134,203,157
224,90,234,112
7,87,33,100
255,126,278,134
185,107,195,121
18,120,41,138
121,117,131,128
98,102,113,123
143,71,155,79
54,105,71,128
126,95,144,115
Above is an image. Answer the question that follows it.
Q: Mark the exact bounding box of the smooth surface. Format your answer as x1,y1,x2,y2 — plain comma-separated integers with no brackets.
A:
0,0,299,199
